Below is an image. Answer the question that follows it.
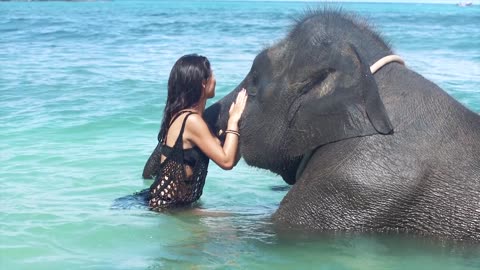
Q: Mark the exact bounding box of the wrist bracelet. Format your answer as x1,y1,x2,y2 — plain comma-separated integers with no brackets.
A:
225,129,240,136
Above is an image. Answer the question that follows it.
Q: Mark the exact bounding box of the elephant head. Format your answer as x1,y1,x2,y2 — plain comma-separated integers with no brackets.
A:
204,10,394,185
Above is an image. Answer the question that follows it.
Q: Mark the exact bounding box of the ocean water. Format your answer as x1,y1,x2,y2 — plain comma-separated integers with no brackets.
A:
1,0,479,269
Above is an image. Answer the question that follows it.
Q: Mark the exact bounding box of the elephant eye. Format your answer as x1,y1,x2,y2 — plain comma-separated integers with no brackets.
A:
252,70,259,85
300,68,334,94
248,71,259,97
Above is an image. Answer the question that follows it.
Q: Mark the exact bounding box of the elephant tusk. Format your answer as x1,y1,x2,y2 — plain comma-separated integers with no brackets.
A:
370,55,405,74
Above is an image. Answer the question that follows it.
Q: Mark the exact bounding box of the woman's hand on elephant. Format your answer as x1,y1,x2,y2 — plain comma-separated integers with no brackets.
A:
228,88,248,125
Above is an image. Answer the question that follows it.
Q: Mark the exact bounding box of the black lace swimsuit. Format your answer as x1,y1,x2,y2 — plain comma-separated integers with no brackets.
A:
160,145,199,168
148,112,209,210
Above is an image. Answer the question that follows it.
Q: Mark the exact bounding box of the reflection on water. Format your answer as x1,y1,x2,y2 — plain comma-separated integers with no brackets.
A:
111,188,150,210
110,196,480,270
145,210,480,269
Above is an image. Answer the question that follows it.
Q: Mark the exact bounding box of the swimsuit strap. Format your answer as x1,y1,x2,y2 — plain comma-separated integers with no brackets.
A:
163,110,196,143
168,110,196,127
173,111,196,149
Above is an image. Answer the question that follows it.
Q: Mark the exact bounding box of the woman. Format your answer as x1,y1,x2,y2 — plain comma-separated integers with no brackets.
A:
143,54,247,211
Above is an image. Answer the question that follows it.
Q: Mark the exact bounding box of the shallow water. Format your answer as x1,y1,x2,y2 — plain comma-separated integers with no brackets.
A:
1,1,480,269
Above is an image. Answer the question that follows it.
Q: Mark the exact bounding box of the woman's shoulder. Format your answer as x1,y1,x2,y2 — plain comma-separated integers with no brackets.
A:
184,113,213,142
185,113,208,130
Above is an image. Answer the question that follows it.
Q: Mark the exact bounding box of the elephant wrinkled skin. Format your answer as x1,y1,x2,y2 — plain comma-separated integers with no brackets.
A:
202,10,480,241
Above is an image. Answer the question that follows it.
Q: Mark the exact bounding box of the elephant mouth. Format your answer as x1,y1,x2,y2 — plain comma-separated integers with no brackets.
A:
294,150,314,182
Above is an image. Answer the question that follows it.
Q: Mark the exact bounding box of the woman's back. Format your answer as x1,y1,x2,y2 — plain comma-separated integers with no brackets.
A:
149,111,209,210
162,112,196,153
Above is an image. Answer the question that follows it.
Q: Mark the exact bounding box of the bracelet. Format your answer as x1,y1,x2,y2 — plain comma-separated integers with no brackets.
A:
224,129,240,136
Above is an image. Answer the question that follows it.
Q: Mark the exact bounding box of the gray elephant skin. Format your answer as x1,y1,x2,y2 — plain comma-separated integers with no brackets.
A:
201,10,480,241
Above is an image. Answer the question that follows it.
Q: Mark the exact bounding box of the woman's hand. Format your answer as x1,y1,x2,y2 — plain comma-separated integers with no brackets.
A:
228,88,248,125
187,88,248,170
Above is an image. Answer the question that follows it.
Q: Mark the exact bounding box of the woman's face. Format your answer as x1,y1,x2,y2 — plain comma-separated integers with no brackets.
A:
204,71,216,99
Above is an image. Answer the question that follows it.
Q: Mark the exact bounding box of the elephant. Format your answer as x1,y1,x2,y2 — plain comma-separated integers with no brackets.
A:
199,10,480,241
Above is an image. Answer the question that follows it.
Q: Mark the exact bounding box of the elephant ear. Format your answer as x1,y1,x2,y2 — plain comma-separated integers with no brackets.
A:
287,43,393,157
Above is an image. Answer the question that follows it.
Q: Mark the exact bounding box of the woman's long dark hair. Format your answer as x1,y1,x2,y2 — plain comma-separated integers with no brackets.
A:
158,54,212,143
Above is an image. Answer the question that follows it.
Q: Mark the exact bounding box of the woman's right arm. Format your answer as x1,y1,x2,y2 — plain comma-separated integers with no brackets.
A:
187,89,248,170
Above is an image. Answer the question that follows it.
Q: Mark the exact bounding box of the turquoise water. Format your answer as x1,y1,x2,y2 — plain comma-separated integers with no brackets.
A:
1,1,480,269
